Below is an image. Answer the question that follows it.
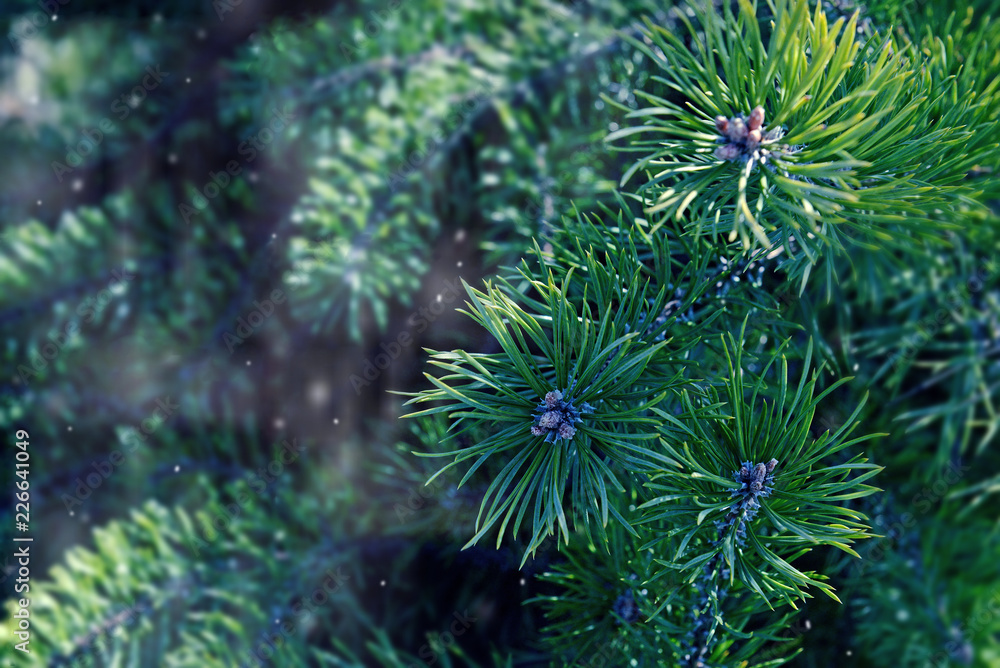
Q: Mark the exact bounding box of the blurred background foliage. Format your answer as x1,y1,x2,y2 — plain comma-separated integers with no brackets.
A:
0,0,998,666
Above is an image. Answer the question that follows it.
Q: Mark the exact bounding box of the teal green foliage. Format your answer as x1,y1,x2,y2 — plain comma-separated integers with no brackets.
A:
640,332,882,606
609,0,999,292
2,0,1000,666
404,260,678,560
405,0,1000,665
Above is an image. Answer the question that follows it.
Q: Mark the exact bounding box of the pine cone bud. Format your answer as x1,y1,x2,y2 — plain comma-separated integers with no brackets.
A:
544,390,563,408
766,458,778,474
539,411,562,429
728,118,747,141
715,143,741,161
747,128,762,146
557,422,577,440
753,462,767,482
748,106,765,130
715,115,729,133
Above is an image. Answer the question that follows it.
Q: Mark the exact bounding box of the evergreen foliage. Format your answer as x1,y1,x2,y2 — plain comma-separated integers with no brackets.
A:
1,0,999,666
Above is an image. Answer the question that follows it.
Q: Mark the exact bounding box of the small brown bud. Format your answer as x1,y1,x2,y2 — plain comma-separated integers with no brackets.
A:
766,458,778,474
715,143,740,161
747,128,762,145
728,118,747,141
753,462,767,481
557,423,577,440
715,115,729,133
748,106,765,130
539,410,561,428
